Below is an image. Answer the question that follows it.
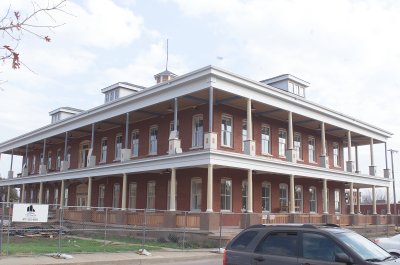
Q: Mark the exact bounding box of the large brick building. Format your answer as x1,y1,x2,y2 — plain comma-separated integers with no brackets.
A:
0,66,393,229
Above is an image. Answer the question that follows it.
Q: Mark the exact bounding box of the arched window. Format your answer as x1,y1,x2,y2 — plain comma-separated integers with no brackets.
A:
309,186,317,213
261,182,271,212
295,185,303,213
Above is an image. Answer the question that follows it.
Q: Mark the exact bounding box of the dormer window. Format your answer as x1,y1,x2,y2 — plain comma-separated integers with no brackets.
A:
101,82,144,104
288,82,305,97
105,89,120,103
261,74,308,98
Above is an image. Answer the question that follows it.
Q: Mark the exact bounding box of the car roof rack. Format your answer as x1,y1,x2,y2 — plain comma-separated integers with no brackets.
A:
324,223,340,228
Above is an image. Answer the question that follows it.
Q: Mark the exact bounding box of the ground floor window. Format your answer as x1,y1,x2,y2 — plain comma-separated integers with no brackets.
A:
241,180,248,211
261,182,271,212
220,179,232,211
279,183,288,212
112,183,120,209
64,187,69,207
98,184,105,209
191,178,202,211
128,182,137,210
45,188,50,204
334,189,341,213
147,181,156,210
309,186,317,213
76,184,88,208
54,188,59,205
295,185,303,213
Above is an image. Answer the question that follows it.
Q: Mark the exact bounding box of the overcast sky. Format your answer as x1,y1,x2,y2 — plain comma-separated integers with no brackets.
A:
1,0,400,199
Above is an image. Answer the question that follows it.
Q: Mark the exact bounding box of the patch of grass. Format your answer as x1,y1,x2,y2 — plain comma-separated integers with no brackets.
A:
2,236,160,255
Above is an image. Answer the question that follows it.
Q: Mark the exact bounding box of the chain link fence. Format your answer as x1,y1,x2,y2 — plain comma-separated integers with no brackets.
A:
0,202,398,255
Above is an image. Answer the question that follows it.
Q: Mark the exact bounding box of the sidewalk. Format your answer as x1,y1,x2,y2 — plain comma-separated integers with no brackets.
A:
0,249,222,265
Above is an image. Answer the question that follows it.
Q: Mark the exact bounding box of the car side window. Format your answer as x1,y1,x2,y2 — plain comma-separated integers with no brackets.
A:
255,232,298,257
231,231,258,250
302,232,345,262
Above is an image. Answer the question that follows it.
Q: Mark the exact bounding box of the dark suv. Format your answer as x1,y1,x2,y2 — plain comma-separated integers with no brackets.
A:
224,224,400,265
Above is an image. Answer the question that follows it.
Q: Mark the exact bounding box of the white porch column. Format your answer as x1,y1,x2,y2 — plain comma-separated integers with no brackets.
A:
247,169,253,213
357,188,361,214
320,122,328,168
387,187,392,215
121,173,127,210
372,185,377,215
60,180,65,208
39,139,47,174
346,131,354,172
369,138,376,176
206,164,213,212
289,175,295,213
8,149,14,179
21,184,25,203
61,132,69,171
38,182,43,204
244,98,255,156
87,177,92,208
204,86,217,149
169,168,176,211
169,98,182,154
322,179,328,214
349,182,354,214
121,113,132,162
355,145,360,173
286,112,296,162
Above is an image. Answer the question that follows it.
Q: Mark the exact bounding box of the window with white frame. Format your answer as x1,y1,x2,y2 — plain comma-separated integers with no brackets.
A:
333,142,340,167
261,124,271,154
308,136,316,162
31,155,36,173
262,181,271,212
149,126,158,155
56,149,61,170
167,180,178,210
45,188,50,204
242,120,247,151
309,186,317,213
128,182,137,209
294,133,302,160
100,138,107,162
169,120,180,138
98,184,105,209
112,183,120,209
288,82,294,93
279,183,288,211
191,178,202,211
64,187,69,207
278,129,287,157
30,189,34,203
192,115,203,147
295,185,303,213
242,180,248,211
334,189,341,213
131,130,139,157
115,134,122,160
220,179,232,211
47,151,52,170
54,188,58,205
147,181,156,210
221,115,233,147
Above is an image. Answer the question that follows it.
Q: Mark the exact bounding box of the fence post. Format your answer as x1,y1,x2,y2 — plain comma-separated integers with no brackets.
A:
58,204,63,254
141,209,147,250
182,211,187,250
104,208,108,251
6,205,11,256
0,202,4,255
219,211,222,250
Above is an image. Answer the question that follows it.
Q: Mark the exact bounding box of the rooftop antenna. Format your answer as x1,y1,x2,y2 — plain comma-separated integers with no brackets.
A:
165,39,169,71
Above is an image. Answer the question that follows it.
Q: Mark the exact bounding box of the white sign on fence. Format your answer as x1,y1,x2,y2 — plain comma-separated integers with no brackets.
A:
12,204,49,223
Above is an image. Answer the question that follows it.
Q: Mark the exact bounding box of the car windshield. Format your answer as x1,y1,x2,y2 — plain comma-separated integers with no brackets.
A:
335,231,391,261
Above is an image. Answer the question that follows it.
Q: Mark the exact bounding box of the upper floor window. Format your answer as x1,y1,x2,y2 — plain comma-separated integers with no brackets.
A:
308,136,316,162
47,151,52,170
220,178,232,211
242,120,247,151
261,181,271,212
192,115,203,147
100,138,107,162
278,129,287,157
149,126,158,155
294,133,302,160
56,149,62,170
131,130,139,157
261,124,271,155
333,142,340,167
115,134,122,160
221,115,233,147
191,178,202,211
